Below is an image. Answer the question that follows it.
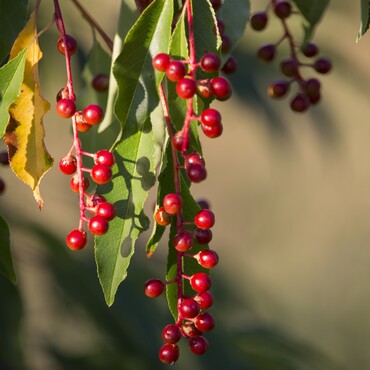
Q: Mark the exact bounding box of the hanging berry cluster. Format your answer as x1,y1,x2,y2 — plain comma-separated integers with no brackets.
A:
53,0,116,250
250,0,332,112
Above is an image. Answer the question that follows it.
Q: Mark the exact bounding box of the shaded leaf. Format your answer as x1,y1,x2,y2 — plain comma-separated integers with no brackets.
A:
357,0,370,42
5,12,53,208
0,213,16,284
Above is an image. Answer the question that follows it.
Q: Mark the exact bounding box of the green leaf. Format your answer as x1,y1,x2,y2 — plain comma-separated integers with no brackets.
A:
95,118,157,306
291,0,330,43
0,213,16,284
357,0,370,42
0,47,27,138
113,0,173,136
0,0,28,63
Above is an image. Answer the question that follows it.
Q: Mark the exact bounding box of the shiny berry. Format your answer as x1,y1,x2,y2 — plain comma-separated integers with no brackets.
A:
200,53,221,73
186,163,207,183
57,35,77,56
189,336,209,355
152,53,171,72
70,175,89,193
155,207,171,226
59,155,77,175
185,152,205,168
257,44,276,62
267,80,290,98
290,93,310,112
313,57,332,74
193,228,213,244
274,0,292,19
190,272,211,293
250,12,268,31
66,229,87,250
173,231,193,252
194,209,215,229
210,76,232,101
176,78,197,99
201,108,221,127
94,150,115,167
162,324,182,344
163,193,182,215
221,56,238,74
195,312,215,332
202,122,223,138
144,278,165,298
197,249,219,268
194,291,214,309
56,98,76,119
159,343,179,365
92,74,109,92
302,42,319,57
91,164,112,185
83,104,104,125
96,202,116,221
89,215,109,235
166,61,186,82
172,131,188,151
180,298,200,319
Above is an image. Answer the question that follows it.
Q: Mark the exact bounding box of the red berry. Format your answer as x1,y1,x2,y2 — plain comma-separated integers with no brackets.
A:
96,202,116,221
202,122,223,138
86,194,106,208
162,324,182,344
66,229,87,250
196,79,213,99
221,56,238,74
210,76,232,101
75,113,91,132
152,53,171,72
201,108,221,127
92,74,109,92
155,207,171,226
88,215,109,235
57,35,77,56
159,343,179,365
257,44,276,62
59,155,77,175
313,57,332,74
274,0,292,19
180,298,200,319
186,163,207,183
94,150,115,167
176,78,197,99
221,34,232,54
194,291,214,309
171,131,188,152
250,12,268,31
83,104,104,125
280,57,298,77
70,174,89,193
182,321,203,337
144,278,165,298
197,249,219,269
210,0,222,11
190,272,211,293
56,98,76,119
163,193,182,215
185,152,205,168
194,209,215,229
200,53,221,73
189,336,209,355
302,42,319,58
304,78,321,104
166,61,186,82
267,80,290,98
91,164,112,185
195,312,215,332
290,93,310,112
193,228,213,244
173,231,193,252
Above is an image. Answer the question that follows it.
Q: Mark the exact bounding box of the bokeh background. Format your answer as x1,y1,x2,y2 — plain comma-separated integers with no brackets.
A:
1,1,370,369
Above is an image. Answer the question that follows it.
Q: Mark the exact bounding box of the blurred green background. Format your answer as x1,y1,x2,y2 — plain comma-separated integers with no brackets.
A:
1,1,370,369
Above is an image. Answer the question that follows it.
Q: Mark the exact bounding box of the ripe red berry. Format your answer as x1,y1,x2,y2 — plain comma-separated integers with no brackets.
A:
91,164,112,185
186,163,207,183
86,194,106,208
189,336,209,355
96,202,116,221
56,98,76,119
194,312,215,332
152,53,171,72
197,249,219,269
163,193,182,215
273,0,292,19
59,155,77,175
70,174,89,193
162,324,182,344
190,272,211,293
193,228,213,244
57,34,78,56
89,215,109,235
267,80,290,98
66,229,87,250
182,321,203,337
94,150,115,167
185,152,205,168
250,11,268,31
176,78,197,99
75,113,91,132
221,56,238,74
313,57,332,74
180,298,200,319
302,42,319,58
166,61,186,82
159,343,179,365
194,291,214,309
280,57,298,77
200,108,221,127
221,34,232,54
210,76,232,101
173,231,193,252
92,74,109,92
83,104,104,125
144,278,165,298
202,122,223,138
194,209,215,230
290,93,310,112
257,44,276,62
155,207,171,226
172,131,188,152
200,53,221,73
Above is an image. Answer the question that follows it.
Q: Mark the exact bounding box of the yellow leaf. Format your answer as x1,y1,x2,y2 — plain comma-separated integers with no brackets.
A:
5,11,53,209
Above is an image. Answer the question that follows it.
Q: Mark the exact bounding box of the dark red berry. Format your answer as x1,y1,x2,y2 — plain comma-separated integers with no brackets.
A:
56,98,76,119
257,44,276,62
302,42,319,58
280,57,298,77
196,79,213,99
166,61,186,82
290,93,310,112
190,272,211,293
200,53,221,73
221,34,232,54
194,291,214,309
313,57,332,74
89,215,109,235
0,151,9,165
159,343,179,365
201,108,221,127
91,164,112,185
193,228,213,244
267,80,290,98
57,35,77,56
195,312,215,332
202,122,223,138
87,194,106,208
70,174,89,193
173,231,193,252
94,150,115,167
221,56,238,74
163,193,182,215
59,155,77,175
250,12,268,31
210,76,232,101
176,78,197,99
83,104,104,125
172,131,188,152
162,324,182,344
197,198,210,209
182,321,203,337
197,249,219,269
194,209,215,229
96,202,116,221
155,207,171,226
144,278,165,298
92,74,109,92
180,298,200,319
185,152,205,168
274,0,292,19
66,229,87,250
186,163,207,183
152,53,171,72
210,0,222,11
304,78,321,97
189,336,209,355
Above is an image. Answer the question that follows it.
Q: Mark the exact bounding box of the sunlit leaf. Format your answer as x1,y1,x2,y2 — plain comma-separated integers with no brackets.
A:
357,0,370,42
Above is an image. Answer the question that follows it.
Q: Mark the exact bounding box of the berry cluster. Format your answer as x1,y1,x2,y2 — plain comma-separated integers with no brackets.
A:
53,6,115,251
250,0,332,112
0,150,9,195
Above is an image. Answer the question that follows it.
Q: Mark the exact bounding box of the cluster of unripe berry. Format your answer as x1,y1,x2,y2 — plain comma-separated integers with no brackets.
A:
250,0,332,112
0,150,9,195
146,194,218,364
55,33,115,250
